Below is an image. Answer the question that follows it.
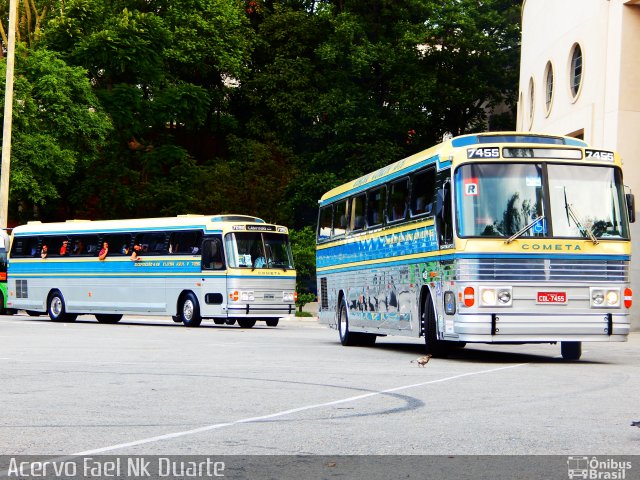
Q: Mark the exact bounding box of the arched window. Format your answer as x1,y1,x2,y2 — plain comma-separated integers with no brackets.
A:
544,61,554,115
528,77,535,128
569,43,583,99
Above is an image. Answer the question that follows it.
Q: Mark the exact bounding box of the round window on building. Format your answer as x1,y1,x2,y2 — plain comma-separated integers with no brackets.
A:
528,77,535,128
569,43,583,99
544,61,554,115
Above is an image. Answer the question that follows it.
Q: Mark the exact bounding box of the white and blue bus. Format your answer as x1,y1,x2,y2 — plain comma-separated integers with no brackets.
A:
8,214,296,327
316,132,634,360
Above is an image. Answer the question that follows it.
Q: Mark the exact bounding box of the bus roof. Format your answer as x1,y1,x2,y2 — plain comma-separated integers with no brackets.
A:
319,132,593,205
11,214,289,236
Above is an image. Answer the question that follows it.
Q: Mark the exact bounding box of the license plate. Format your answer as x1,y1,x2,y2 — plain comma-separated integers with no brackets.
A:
537,291,567,304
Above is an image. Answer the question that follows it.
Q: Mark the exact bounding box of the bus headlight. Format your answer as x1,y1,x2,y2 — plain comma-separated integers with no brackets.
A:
590,288,621,308
479,287,512,307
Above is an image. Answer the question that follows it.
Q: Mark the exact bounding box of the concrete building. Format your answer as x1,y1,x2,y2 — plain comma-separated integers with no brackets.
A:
517,0,640,329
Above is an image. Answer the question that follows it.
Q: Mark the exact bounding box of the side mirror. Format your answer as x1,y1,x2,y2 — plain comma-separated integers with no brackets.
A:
626,193,636,223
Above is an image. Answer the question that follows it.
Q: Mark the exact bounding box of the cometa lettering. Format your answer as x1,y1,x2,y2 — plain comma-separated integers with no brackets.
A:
521,243,582,251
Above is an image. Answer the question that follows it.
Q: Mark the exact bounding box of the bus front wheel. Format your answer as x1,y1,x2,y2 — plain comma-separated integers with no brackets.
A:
237,319,256,328
48,291,77,323
422,294,447,357
561,341,582,361
180,293,202,327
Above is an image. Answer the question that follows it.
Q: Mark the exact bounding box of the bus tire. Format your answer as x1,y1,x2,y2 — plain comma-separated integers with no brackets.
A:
48,291,76,323
180,292,202,327
237,319,256,328
0,292,5,315
338,298,358,346
95,314,123,324
561,341,582,361
213,319,225,325
422,293,447,357
266,319,279,327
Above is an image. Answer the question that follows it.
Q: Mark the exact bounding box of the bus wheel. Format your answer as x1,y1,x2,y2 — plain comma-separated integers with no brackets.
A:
237,319,256,328
338,298,358,346
213,319,225,325
422,294,447,357
95,314,123,324
180,293,202,327
561,341,582,361
266,319,279,327
0,292,5,315
48,291,76,323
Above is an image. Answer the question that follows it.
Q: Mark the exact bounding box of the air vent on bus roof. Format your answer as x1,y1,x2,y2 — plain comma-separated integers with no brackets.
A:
211,215,265,223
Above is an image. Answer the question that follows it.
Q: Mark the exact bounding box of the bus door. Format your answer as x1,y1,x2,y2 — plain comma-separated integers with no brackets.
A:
200,236,227,318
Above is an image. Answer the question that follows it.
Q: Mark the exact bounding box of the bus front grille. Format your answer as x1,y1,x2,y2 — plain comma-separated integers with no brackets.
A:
455,258,628,283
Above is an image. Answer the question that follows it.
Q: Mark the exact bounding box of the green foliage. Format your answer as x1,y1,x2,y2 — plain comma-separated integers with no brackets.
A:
295,292,317,313
3,0,520,228
0,47,112,221
289,226,317,293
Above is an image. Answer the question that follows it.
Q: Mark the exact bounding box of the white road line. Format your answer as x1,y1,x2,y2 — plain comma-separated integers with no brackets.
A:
72,363,528,455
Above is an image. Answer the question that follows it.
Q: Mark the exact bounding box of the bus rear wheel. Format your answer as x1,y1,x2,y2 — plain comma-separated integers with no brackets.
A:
95,314,123,324
266,319,279,327
561,341,582,361
180,293,202,327
237,319,256,328
48,291,77,323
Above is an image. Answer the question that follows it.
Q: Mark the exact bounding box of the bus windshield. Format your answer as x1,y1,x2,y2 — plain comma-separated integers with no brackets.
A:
455,163,629,240
225,232,294,269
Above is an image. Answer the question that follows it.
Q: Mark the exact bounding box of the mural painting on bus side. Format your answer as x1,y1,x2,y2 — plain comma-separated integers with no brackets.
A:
347,269,411,325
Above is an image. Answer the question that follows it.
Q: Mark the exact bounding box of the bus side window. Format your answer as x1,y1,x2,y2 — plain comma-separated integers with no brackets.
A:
334,200,348,236
436,180,454,245
317,206,333,241
388,179,409,222
350,194,365,232
367,186,386,228
169,230,203,254
202,237,225,270
102,233,132,256
411,169,435,217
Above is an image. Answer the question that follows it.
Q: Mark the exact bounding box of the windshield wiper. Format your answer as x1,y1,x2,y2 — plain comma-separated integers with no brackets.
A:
505,215,545,244
564,189,599,245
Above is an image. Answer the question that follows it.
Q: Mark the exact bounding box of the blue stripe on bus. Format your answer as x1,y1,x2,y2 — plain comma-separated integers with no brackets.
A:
455,253,630,261
14,226,224,236
451,136,478,147
316,224,439,268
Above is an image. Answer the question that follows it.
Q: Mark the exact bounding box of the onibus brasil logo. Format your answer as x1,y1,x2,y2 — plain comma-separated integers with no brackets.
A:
567,456,632,479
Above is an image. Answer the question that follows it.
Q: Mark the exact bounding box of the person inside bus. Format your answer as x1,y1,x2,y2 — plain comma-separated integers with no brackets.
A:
73,240,85,255
98,242,109,260
130,243,142,261
40,244,48,259
59,240,70,256
253,245,268,268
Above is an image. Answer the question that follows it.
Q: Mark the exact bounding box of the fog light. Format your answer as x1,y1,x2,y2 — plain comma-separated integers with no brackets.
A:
481,288,496,306
606,290,620,306
444,291,456,315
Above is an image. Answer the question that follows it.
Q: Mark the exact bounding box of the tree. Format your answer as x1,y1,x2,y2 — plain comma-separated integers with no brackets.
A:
0,46,112,222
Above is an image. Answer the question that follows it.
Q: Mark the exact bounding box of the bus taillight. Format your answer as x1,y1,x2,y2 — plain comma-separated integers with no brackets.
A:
463,287,475,307
624,288,633,308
